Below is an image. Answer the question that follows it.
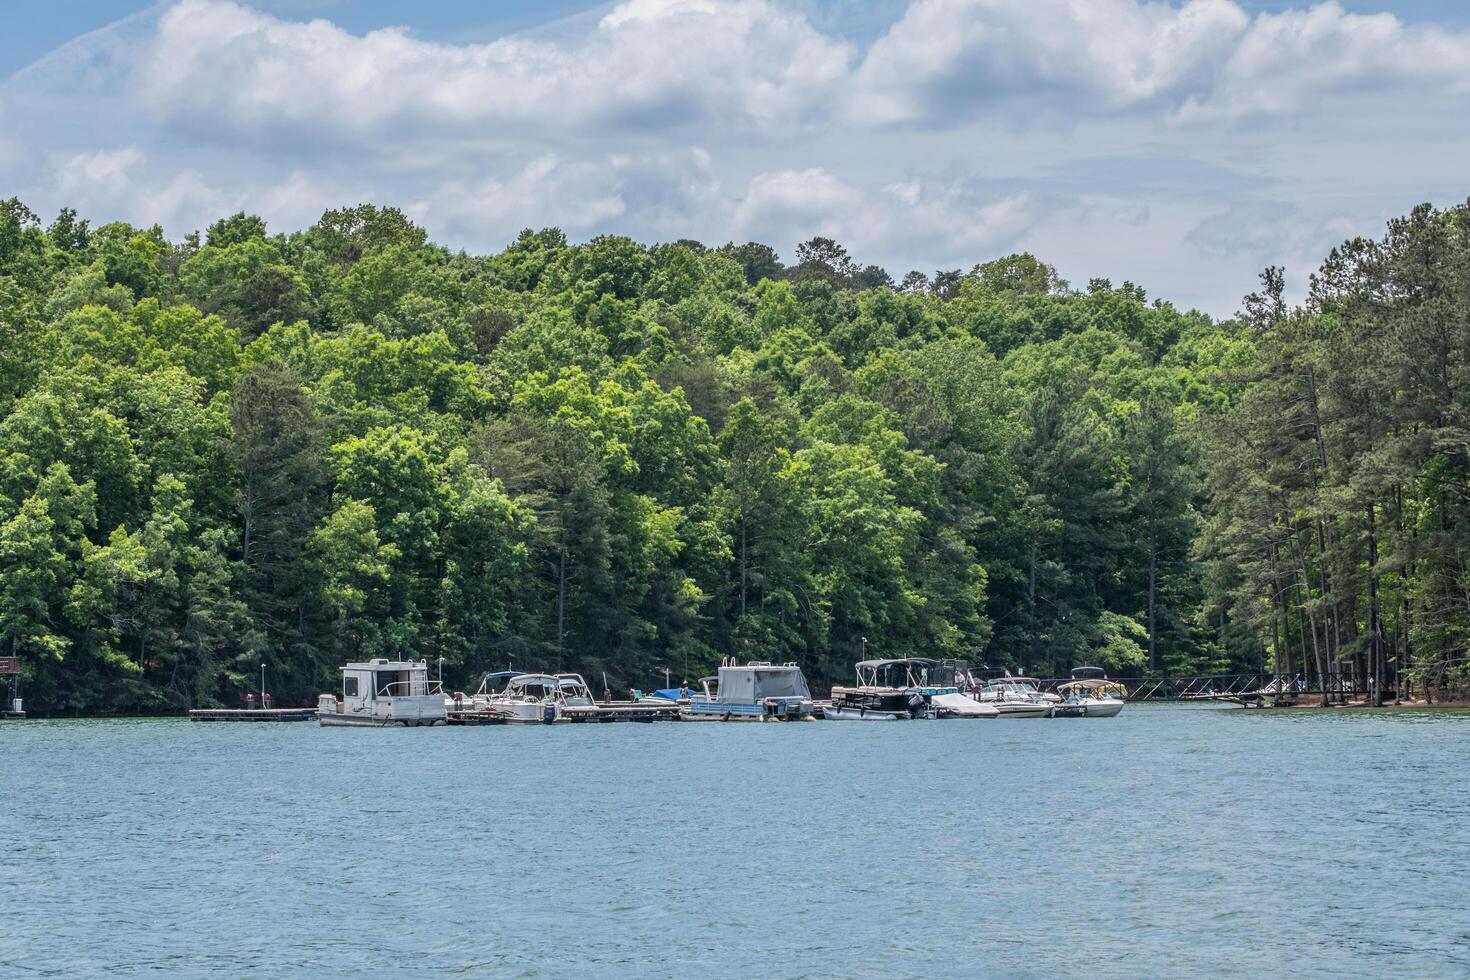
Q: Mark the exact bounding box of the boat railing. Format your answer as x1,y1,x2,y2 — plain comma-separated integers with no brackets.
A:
375,679,445,698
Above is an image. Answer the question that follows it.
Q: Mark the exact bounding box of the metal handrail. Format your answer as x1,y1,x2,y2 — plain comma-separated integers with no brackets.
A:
374,680,445,698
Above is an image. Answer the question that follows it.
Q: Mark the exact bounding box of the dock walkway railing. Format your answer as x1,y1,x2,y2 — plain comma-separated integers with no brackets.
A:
1038,673,1387,701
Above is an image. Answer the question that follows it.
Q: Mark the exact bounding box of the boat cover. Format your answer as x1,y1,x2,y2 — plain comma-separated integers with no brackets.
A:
651,687,695,701
931,692,998,717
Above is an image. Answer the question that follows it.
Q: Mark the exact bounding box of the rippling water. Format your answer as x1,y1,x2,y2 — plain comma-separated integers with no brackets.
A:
3,704,1469,977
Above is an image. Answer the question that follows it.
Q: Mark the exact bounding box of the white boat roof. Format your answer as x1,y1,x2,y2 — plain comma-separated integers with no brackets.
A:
341,659,428,672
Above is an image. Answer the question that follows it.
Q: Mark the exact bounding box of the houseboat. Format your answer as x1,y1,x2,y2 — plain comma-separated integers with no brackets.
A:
318,659,447,727
682,659,815,721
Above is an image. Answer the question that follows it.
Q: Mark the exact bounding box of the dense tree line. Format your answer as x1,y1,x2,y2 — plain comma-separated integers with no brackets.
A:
1202,203,1470,705
1,195,1466,713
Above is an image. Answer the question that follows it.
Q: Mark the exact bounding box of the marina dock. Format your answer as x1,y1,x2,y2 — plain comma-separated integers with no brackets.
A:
189,707,318,722
445,701,683,724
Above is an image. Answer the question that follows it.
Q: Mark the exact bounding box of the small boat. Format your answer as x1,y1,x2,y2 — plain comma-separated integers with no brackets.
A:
556,673,597,708
1052,666,1127,718
681,659,815,721
826,658,996,719
969,672,1054,718
467,671,570,724
1012,676,1062,705
318,659,447,727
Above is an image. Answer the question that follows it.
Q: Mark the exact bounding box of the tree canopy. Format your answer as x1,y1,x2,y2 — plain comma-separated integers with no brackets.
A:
3,194,1467,712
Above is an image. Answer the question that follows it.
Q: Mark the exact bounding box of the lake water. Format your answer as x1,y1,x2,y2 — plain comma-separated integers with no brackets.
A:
3,704,1469,978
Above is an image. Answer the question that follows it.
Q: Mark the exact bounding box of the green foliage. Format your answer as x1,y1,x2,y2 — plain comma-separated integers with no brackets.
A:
4,193,1368,715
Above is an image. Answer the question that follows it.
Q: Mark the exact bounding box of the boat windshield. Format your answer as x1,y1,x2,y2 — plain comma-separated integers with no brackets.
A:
505,675,560,700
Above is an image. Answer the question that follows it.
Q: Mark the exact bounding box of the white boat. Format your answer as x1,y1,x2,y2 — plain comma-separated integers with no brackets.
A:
930,692,1000,718
1052,667,1127,718
556,673,597,708
969,674,1054,718
455,671,570,724
681,659,815,721
318,659,446,727
1011,676,1063,704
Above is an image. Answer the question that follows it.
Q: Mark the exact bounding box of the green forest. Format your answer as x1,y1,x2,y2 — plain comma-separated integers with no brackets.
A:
2,196,1468,713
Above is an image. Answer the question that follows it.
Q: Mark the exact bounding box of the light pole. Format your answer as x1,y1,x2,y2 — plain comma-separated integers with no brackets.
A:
437,657,446,686
662,667,671,691
861,636,868,660
260,663,266,707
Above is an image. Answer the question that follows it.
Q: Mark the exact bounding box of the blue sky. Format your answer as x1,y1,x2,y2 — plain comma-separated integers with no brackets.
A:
3,0,1469,315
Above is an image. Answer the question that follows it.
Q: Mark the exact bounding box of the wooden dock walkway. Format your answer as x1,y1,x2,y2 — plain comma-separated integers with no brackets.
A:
445,709,509,725
189,707,318,722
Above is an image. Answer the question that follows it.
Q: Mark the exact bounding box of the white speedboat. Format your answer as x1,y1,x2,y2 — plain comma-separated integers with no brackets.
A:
682,659,815,721
970,674,1054,718
1011,676,1062,704
1052,666,1127,717
471,672,569,724
318,659,446,727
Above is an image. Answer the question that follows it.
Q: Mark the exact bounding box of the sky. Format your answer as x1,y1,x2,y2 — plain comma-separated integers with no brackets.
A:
2,0,1469,316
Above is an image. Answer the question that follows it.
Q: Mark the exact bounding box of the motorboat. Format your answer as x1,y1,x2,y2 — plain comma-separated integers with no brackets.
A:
969,672,1054,718
826,658,996,719
1011,676,1062,704
318,659,447,727
556,673,597,708
1052,666,1127,717
681,659,815,721
471,672,569,724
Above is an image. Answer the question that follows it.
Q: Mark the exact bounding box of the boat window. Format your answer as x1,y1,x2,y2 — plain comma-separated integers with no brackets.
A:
344,676,359,698
376,671,404,697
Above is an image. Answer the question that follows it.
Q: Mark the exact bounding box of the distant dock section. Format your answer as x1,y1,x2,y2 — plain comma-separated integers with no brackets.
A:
189,707,318,722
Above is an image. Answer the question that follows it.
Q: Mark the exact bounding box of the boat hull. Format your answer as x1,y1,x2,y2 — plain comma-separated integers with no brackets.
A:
1053,698,1124,718
987,702,1053,718
319,713,446,727
317,692,447,727
680,700,814,722
821,704,912,720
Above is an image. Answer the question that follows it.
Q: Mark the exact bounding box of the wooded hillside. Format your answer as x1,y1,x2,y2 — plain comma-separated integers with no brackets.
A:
2,197,1467,711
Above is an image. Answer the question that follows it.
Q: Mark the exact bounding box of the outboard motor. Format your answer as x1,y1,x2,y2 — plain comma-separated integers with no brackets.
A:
542,702,557,724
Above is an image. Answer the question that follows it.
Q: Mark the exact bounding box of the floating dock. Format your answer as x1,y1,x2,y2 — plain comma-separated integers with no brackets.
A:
563,702,682,722
189,707,318,722
445,701,683,725
445,709,509,725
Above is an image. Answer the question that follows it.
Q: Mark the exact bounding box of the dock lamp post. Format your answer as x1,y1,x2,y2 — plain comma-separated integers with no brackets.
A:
662,667,671,691
861,637,868,659
437,657,446,686
260,663,266,706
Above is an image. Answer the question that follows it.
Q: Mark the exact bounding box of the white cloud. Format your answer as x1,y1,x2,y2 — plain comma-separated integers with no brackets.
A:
734,168,1037,268
854,0,1470,125
130,0,853,146
5,0,1470,317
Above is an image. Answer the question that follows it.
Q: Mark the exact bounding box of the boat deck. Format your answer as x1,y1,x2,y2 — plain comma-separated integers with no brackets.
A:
189,707,318,722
